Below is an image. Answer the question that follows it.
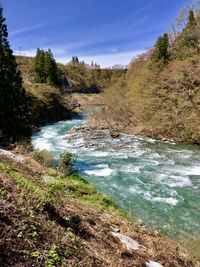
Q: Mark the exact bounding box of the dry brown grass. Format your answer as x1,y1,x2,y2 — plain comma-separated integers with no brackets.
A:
179,236,200,264
33,150,54,167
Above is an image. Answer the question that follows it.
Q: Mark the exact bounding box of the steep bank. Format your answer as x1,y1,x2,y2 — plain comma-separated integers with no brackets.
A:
16,56,78,126
0,148,197,266
86,57,200,144
87,8,200,145
26,84,78,126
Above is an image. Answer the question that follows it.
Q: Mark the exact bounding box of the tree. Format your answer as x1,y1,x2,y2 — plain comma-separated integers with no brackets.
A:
175,9,199,58
184,9,198,49
71,56,79,65
45,49,59,85
34,48,59,85
34,48,46,83
0,4,31,143
151,33,170,65
187,10,196,29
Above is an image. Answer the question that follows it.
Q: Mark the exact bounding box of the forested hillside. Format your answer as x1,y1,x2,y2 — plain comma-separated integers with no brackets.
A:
15,55,126,128
17,55,126,91
92,5,200,144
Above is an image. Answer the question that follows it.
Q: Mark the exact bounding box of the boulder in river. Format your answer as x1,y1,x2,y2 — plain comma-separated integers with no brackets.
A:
110,131,120,138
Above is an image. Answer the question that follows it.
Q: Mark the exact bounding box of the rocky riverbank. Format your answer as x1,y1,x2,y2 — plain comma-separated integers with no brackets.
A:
73,92,199,145
85,110,183,144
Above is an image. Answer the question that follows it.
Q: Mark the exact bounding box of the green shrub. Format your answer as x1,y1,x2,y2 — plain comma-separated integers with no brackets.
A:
0,188,6,198
57,152,75,176
45,244,60,267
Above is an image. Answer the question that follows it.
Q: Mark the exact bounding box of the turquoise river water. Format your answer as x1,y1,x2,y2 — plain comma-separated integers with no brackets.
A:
32,114,200,238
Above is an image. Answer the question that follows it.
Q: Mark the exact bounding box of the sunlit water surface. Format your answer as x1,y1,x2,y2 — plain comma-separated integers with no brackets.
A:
32,114,200,237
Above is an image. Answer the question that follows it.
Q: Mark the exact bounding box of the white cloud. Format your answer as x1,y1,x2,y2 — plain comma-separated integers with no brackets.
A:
14,46,68,57
13,48,36,57
10,23,46,37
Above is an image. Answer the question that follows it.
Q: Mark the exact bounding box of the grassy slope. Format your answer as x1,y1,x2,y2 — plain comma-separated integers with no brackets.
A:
0,151,196,267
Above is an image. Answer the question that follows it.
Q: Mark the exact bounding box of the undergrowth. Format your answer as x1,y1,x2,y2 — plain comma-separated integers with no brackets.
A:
0,161,120,213
0,159,123,266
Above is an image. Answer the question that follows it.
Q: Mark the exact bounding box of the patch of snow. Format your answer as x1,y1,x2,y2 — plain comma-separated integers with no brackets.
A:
145,260,164,267
0,149,24,163
111,232,145,250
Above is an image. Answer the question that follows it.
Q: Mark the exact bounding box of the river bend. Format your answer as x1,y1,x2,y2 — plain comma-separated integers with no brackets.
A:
32,114,200,237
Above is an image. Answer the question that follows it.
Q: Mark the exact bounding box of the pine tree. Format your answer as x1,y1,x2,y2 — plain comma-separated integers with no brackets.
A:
0,4,31,143
176,9,198,58
44,49,59,85
34,48,46,83
71,56,79,65
34,48,59,85
152,33,170,64
187,10,196,29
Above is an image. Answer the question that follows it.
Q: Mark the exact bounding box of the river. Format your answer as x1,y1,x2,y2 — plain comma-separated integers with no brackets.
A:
32,113,200,238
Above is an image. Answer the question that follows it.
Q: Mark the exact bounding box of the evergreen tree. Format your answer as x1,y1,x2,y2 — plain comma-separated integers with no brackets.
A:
176,9,198,58
71,56,79,65
0,4,31,143
187,10,196,29
185,9,197,47
34,48,59,85
44,49,59,85
34,48,41,82
34,48,46,83
152,33,170,64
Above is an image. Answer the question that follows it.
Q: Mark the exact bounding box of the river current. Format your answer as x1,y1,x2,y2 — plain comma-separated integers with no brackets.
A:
32,114,200,238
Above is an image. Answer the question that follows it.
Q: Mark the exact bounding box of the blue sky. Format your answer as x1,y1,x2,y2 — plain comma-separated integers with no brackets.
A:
1,0,187,67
